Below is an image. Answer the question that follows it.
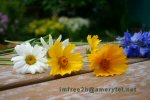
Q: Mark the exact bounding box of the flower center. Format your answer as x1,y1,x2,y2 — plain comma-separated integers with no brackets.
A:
59,56,68,68
100,59,110,71
25,55,36,65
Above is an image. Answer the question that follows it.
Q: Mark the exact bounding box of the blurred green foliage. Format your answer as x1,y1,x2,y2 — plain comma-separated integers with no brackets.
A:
28,17,64,36
28,17,90,41
41,0,129,35
0,0,148,42
58,17,90,41
0,0,33,42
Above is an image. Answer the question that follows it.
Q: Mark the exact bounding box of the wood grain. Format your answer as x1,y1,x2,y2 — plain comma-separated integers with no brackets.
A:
0,61,150,100
0,45,149,91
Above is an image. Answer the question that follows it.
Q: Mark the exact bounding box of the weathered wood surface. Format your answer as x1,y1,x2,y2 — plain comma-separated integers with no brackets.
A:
0,60,150,100
0,45,149,90
0,62,90,91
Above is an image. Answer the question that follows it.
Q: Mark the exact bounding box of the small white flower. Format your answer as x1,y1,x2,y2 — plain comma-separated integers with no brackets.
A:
40,34,69,52
11,43,48,74
59,17,90,32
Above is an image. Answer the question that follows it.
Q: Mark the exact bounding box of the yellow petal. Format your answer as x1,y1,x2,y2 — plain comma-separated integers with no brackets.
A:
49,40,63,58
48,40,83,76
68,53,82,62
63,43,75,57
87,35,101,53
88,43,128,77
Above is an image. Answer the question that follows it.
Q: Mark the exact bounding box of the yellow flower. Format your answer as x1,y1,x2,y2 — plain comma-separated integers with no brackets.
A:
87,35,101,53
48,40,83,76
88,44,128,76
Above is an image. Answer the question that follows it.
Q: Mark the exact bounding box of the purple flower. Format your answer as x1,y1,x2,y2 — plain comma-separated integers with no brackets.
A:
124,31,131,44
0,28,4,33
124,44,140,57
142,32,150,46
131,32,143,42
117,31,132,47
140,47,150,57
1,15,8,24
117,31,150,58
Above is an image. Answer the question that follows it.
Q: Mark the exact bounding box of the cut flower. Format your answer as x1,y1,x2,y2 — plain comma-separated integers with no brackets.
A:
11,43,48,74
48,40,83,76
117,31,150,57
88,44,128,76
87,35,101,53
40,34,69,58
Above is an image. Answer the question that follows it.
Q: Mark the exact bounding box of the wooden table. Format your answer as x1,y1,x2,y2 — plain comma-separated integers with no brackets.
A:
0,45,150,100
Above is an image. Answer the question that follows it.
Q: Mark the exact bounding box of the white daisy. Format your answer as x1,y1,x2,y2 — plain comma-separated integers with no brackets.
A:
11,43,48,74
40,35,69,53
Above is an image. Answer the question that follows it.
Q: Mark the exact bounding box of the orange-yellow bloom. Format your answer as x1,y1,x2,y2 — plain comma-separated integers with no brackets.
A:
87,35,101,53
48,40,83,76
88,44,128,76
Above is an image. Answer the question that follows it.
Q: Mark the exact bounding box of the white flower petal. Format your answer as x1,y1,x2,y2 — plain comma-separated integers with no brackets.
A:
15,43,33,56
49,35,53,48
57,35,62,41
29,65,36,74
40,37,49,49
33,45,40,55
62,39,69,48
12,42,49,74
36,64,44,73
15,45,24,56
16,65,27,74
37,58,47,63
32,64,40,73
11,56,24,62
24,43,33,55
37,61,48,70
21,65,29,74
33,45,46,57
18,65,29,74
13,61,26,69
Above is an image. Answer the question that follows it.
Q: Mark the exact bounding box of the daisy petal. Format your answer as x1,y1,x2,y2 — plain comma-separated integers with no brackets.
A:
33,45,46,58
11,56,24,62
16,65,27,74
49,34,53,47
15,45,24,56
12,42,49,74
29,65,36,74
40,37,49,49
57,35,62,41
13,61,26,69
21,65,29,74
37,61,48,70
62,39,69,48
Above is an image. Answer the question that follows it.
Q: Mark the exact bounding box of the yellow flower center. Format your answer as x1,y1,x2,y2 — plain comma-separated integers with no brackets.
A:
100,59,110,71
59,56,68,68
25,55,36,65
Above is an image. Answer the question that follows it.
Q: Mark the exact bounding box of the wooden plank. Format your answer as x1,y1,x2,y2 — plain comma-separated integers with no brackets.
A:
0,62,90,91
0,45,149,91
0,58,149,91
0,61,150,100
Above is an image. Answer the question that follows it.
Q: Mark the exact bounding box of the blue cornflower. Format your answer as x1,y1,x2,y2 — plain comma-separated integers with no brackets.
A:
124,31,131,45
131,32,143,42
140,47,150,57
117,31,150,58
124,44,140,57
117,31,132,47
142,32,150,46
